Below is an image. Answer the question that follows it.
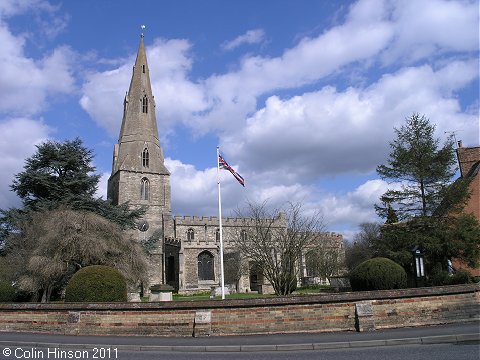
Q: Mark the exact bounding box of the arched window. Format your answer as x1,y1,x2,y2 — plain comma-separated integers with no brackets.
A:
142,148,149,168
241,230,248,242
140,178,150,201
215,229,220,242
142,95,148,113
187,228,195,241
198,251,214,281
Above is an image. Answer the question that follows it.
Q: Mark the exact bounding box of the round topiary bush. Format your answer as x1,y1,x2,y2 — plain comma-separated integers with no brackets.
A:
64,265,127,302
350,257,407,291
0,278,16,302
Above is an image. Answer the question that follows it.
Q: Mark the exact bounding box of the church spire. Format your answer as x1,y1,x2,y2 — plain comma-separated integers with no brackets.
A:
113,34,169,175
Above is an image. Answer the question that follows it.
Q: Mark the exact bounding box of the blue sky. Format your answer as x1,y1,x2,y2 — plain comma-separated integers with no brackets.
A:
0,0,478,240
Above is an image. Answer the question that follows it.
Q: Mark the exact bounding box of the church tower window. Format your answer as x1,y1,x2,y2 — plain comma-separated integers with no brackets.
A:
198,251,214,281
142,95,148,113
142,64,145,73
215,229,220,242
141,177,150,200
187,228,195,241
142,148,149,168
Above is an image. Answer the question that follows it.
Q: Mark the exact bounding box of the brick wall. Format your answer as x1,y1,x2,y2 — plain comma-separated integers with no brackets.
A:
454,145,480,276
0,284,477,337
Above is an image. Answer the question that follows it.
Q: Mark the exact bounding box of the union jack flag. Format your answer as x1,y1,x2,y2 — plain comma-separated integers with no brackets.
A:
219,154,245,187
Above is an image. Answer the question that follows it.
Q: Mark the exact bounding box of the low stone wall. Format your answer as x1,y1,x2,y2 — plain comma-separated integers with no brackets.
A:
0,284,477,337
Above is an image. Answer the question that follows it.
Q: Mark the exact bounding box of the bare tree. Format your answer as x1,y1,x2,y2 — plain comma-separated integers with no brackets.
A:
345,222,381,271
223,251,246,291
233,201,326,295
305,239,344,283
4,207,148,302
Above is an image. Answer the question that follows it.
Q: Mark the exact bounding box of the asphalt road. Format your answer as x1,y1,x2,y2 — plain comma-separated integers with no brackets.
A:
2,343,479,360
0,322,478,358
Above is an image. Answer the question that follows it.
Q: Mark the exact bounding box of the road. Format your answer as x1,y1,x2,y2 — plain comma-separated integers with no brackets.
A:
0,322,478,359
2,343,479,360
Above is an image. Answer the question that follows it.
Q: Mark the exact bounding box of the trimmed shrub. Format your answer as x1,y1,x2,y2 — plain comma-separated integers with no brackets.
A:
350,257,407,291
64,265,127,302
429,270,451,286
448,270,472,285
0,278,16,302
428,269,472,286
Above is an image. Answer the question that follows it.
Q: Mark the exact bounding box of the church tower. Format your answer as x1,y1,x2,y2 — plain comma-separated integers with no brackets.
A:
107,34,172,286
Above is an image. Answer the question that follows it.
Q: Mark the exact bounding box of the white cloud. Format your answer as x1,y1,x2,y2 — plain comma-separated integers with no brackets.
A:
94,172,110,200
0,0,53,17
0,10,75,116
80,65,131,137
0,118,52,208
196,10,393,134
381,0,479,64
80,38,208,138
222,29,266,51
310,179,399,231
166,158,219,216
77,0,478,146
223,60,478,182
163,155,393,238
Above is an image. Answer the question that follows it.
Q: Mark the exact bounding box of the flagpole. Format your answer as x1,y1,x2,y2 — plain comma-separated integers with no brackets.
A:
216,146,226,300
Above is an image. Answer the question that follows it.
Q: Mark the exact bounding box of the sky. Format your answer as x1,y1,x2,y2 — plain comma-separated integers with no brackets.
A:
0,0,478,241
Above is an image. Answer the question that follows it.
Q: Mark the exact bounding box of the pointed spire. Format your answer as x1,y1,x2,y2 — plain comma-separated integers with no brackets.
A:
113,34,169,175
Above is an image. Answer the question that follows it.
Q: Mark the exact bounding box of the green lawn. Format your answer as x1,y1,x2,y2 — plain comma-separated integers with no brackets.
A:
172,292,271,301
171,285,331,301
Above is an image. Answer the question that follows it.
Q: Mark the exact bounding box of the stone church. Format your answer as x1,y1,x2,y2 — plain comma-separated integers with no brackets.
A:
107,35,344,295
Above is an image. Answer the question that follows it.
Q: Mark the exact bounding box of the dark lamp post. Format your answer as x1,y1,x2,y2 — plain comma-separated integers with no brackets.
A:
412,245,425,287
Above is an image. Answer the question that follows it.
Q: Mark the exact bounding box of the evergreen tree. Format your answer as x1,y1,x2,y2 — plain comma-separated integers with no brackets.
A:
11,138,99,207
375,113,456,219
376,214,479,276
373,113,479,276
1,138,143,250
385,205,399,224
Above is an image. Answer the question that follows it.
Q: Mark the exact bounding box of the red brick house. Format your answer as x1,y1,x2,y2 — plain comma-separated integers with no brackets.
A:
452,142,480,276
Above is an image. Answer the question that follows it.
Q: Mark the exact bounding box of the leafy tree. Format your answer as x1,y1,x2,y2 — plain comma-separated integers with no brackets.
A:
345,222,381,271
4,208,147,302
232,201,326,295
376,113,457,219
376,214,480,277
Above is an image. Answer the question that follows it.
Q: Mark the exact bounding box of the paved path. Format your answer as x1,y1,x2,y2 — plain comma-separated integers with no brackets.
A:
0,322,478,352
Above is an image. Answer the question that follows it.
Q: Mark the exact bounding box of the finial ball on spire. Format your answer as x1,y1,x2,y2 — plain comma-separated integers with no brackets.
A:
140,24,146,38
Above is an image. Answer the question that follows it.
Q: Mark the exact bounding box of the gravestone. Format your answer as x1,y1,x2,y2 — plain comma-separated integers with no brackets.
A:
149,284,174,302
